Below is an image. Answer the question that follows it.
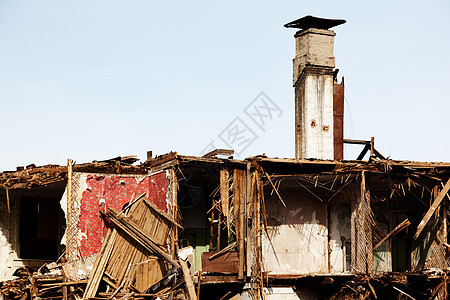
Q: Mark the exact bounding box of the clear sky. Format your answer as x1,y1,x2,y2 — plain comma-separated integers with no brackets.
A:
1,1,449,171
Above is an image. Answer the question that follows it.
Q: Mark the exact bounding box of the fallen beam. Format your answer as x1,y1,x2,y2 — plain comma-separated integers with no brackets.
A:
374,218,411,250
202,148,234,158
103,208,180,268
414,179,450,239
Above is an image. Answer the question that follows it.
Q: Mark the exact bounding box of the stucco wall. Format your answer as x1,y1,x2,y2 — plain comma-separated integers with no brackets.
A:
328,199,351,273
262,188,328,275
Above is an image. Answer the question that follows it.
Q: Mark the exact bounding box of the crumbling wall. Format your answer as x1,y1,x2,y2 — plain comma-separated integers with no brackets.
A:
0,192,23,281
66,171,170,258
328,194,351,273
262,188,328,274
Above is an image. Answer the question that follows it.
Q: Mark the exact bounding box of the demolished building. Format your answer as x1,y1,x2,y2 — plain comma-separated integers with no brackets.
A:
0,15,449,300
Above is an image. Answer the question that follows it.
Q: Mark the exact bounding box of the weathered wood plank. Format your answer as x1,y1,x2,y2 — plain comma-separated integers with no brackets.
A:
180,259,197,300
220,169,230,226
414,179,450,239
104,208,179,268
373,218,411,250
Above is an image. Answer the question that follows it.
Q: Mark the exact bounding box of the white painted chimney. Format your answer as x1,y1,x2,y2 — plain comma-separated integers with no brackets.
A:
285,16,345,160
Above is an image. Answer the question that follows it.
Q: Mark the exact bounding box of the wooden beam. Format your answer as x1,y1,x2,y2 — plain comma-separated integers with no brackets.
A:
202,149,234,158
414,179,450,239
170,169,179,258
374,218,411,250
233,169,246,280
5,189,10,213
103,208,180,268
343,139,371,145
84,229,116,298
370,137,375,157
180,259,197,300
208,242,237,261
66,159,73,260
142,198,182,229
371,222,386,241
356,144,370,160
373,148,386,160
220,169,230,231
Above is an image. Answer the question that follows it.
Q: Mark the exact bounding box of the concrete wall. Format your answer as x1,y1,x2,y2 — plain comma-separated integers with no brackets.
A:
293,28,335,85
293,28,336,160
295,73,335,160
262,188,328,275
328,198,351,273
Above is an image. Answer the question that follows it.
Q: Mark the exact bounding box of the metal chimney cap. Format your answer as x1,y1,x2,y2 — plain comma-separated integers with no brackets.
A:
284,15,346,30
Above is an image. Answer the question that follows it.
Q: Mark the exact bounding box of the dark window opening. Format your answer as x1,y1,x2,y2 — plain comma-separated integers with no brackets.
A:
391,211,411,272
19,197,63,260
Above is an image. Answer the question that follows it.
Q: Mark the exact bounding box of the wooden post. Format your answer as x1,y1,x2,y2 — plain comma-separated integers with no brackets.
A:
217,213,221,251
239,170,246,280
414,179,450,239
170,169,178,258
370,137,375,157
180,259,197,300
255,170,264,297
443,204,447,246
220,169,229,231
233,169,246,280
210,210,215,249
5,189,10,213
67,159,73,260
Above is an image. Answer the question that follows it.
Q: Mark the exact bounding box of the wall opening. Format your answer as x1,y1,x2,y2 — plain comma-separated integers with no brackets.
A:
391,211,412,272
19,196,64,260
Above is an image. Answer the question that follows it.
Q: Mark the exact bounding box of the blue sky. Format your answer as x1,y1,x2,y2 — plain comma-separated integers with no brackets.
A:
1,1,449,171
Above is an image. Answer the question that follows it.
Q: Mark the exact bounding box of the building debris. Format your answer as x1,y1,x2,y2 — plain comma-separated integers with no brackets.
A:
1,14,450,300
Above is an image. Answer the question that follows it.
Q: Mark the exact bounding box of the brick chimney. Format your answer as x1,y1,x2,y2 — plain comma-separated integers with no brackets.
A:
285,16,345,160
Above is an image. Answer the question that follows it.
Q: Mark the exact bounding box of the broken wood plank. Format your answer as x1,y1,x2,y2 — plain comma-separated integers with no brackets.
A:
371,222,386,241
414,179,450,239
170,169,179,258
208,242,237,261
202,148,234,158
66,159,73,260
40,280,88,287
393,286,416,300
142,198,182,229
373,148,386,160
84,229,116,298
374,219,411,250
180,259,197,300
233,169,246,280
262,169,286,207
220,169,230,230
104,208,180,268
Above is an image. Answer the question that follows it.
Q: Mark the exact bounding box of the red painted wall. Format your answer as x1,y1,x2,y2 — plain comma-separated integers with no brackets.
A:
78,171,169,257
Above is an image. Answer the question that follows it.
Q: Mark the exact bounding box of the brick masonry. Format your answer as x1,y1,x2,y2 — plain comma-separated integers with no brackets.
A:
78,171,169,257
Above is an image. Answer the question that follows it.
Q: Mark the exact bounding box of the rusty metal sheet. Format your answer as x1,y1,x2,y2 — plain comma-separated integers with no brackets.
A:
201,251,239,274
333,82,345,160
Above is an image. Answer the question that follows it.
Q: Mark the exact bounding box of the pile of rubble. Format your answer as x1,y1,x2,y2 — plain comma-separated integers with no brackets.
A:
0,194,196,300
